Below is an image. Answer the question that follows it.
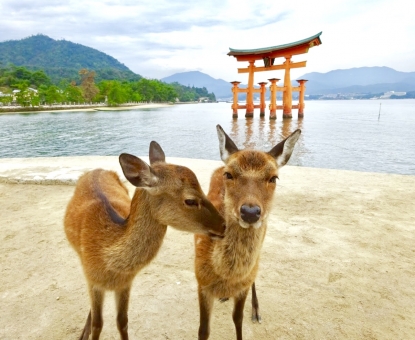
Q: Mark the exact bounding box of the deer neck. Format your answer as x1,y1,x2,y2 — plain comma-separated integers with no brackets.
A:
112,189,167,271
211,218,267,279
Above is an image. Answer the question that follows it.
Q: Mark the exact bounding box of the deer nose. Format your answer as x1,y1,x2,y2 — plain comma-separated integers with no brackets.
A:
240,205,261,224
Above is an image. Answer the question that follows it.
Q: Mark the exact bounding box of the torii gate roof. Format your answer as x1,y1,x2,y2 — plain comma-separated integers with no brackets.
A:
228,32,322,60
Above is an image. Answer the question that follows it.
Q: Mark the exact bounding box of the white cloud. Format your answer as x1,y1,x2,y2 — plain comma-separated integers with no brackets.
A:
1,0,414,81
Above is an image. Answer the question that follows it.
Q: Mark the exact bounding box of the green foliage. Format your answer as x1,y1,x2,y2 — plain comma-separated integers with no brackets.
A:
42,85,64,105
0,90,12,105
63,82,84,103
12,83,41,107
0,65,51,88
98,80,130,106
0,35,217,107
131,79,177,102
0,64,216,107
0,35,141,84
169,82,216,102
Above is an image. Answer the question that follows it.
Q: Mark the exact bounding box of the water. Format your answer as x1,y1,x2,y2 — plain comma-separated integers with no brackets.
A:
1,100,414,175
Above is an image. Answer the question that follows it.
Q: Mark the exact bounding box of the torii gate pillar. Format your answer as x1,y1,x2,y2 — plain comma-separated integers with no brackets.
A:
282,57,293,119
227,32,322,119
245,61,255,117
258,82,268,117
268,78,280,120
297,79,308,118
231,81,241,118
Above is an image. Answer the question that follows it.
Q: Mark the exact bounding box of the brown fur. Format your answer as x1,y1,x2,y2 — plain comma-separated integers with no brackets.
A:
64,142,225,340
194,125,301,340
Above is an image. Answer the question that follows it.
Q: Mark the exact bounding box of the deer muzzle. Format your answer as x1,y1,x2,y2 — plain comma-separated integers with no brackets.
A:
240,204,261,224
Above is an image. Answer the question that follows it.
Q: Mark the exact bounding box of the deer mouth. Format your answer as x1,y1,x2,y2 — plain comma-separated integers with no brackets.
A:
208,225,226,239
238,219,263,229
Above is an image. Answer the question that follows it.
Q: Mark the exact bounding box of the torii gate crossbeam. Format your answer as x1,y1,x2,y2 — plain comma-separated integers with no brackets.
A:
227,32,322,119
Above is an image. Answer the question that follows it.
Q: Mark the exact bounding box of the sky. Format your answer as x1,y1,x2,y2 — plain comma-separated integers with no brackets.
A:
1,0,414,82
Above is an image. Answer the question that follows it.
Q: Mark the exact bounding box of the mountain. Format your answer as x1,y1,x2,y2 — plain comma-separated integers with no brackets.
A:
297,67,415,95
162,67,415,98
0,34,141,83
162,71,234,99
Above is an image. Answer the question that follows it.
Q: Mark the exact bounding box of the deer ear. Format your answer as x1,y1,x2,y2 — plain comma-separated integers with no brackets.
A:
149,141,166,164
119,153,158,187
216,124,239,162
268,129,301,167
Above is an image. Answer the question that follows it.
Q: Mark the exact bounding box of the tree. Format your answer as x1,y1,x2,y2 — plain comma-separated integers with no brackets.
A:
0,92,12,105
64,81,84,103
12,66,32,81
43,85,63,104
31,70,51,87
79,68,99,102
105,81,128,106
14,84,30,107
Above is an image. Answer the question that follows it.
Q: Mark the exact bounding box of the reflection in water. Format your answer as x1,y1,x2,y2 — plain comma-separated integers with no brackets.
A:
244,118,255,149
228,116,306,166
280,118,292,139
229,118,239,143
229,118,303,147
268,119,277,147
258,117,266,149
297,117,304,132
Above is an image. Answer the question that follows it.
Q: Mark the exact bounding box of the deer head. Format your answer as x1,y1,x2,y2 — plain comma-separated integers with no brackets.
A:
119,141,225,237
216,125,301,229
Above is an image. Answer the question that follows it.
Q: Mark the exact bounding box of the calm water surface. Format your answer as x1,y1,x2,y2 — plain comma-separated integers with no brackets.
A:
1,100,414,175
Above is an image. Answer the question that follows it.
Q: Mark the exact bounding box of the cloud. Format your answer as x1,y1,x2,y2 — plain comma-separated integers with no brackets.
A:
0,0,414,81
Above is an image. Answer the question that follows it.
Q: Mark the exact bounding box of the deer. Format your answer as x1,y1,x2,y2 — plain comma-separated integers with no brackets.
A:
64,141,225,340
194,124,301,340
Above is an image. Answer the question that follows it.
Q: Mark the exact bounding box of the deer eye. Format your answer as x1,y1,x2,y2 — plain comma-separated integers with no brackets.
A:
185,199,198,207
269,176,278,183
224,172,233,180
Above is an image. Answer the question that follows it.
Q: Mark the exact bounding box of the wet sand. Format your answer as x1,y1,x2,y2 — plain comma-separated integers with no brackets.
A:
0,156,414,339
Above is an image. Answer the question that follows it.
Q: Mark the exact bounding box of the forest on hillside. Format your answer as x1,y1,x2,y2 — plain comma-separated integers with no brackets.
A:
0,65,216,107
0,34,141,83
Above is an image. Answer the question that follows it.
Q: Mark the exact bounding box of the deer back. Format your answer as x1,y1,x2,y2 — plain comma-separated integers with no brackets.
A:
64,169,130,254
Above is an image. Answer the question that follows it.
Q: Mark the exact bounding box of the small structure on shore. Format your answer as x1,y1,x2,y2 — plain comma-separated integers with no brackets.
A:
228,32,322,119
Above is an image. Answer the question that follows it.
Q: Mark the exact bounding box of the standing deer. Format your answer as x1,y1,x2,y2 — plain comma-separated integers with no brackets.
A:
194,125,301,340
64,141,225,340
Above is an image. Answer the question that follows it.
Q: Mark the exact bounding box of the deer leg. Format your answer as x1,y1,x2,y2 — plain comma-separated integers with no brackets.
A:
251,282,262,323
90,286,105,340
78,310,92,340
233,289,249,340
115,286,131,340
198,286,214,340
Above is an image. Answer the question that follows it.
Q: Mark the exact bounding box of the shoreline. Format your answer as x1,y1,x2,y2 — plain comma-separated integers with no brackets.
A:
0,102,172,115
1,156,413,186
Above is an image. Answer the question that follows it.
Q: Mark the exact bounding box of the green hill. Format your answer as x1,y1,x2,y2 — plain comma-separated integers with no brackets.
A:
0,34,141,84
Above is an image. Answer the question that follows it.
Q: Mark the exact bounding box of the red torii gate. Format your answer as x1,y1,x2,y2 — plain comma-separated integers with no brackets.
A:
228,32,322,119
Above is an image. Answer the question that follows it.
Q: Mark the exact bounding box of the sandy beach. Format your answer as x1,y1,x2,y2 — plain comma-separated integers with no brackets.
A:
0,103,172,115
0,156,414,339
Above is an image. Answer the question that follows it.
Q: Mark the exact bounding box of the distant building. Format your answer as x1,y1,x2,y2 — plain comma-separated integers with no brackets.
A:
379,91,406,99
198,97,215,103
12,88,38,102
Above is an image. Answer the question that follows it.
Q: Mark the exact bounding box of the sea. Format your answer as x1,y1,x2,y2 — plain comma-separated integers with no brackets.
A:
1,100,414,175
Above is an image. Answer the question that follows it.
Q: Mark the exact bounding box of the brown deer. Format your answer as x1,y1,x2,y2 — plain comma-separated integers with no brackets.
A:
194,125,301,340
64,141,225,340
